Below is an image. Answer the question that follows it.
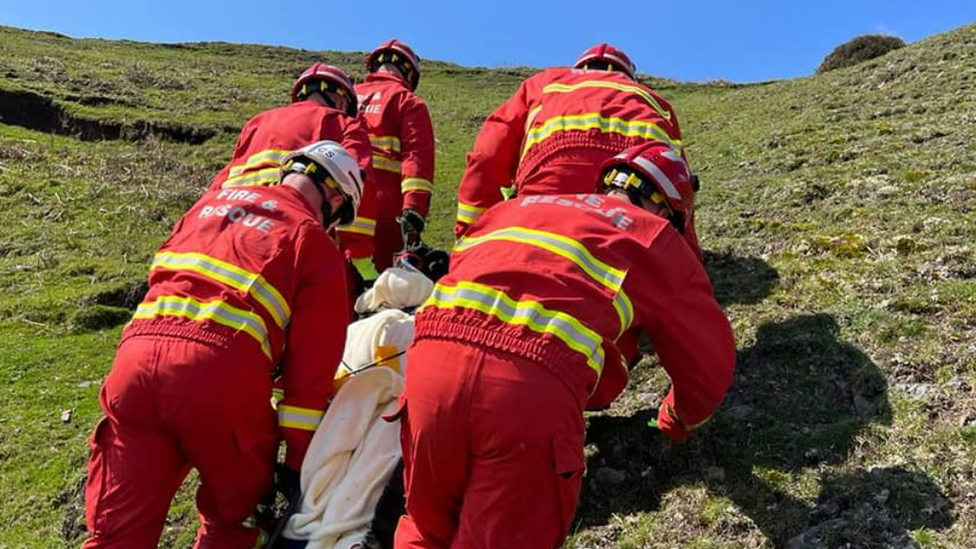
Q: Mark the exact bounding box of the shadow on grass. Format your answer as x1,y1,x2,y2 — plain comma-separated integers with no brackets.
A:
702,249,780,307
577,314,954,547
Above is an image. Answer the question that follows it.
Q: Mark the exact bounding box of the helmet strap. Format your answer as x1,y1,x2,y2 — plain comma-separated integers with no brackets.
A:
283,158,353,228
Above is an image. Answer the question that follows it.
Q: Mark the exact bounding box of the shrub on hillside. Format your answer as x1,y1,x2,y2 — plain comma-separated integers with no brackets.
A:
817,35,906,73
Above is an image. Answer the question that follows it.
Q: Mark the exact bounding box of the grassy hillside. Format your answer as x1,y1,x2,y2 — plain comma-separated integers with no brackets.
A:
1,23,974,548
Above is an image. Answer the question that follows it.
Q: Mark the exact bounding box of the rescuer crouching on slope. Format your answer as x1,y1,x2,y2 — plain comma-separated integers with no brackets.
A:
392,142,735,549
82,141,364,549
356,39,437,272
454,43,702,261
208,62,381,289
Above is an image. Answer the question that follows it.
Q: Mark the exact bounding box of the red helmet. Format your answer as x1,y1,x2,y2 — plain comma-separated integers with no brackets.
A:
599,142,695,231
366,39,422,91
291,63,358,116
574,43,637,80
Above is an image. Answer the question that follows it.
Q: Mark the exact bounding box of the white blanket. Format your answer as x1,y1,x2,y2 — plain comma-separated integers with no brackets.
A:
284,303,419,547
354,267,433,314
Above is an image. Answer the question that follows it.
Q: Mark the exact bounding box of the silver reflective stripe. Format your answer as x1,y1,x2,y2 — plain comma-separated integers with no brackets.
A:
523,113,681,158
152,252,290,329
223,168,280,188
230,149,288,177
455,227,625,291
277,405,324,431
135,296,271,358
425,282,605,374
612,291,634,337
632,156,682,200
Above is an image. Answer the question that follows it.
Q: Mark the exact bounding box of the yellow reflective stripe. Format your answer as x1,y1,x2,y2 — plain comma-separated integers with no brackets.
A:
521,113,682,159
134,296,272,359
373,155,402,174
421,281,604,375
277,404,325,431
455,226,633,336
370,135,402,154
401,177,433,193
455,227,625,291
525,105,543,133
337,216,377,236
151,251,291,329
222,167,280,188
542,81,673,121
228,149,290,177
271,388,284,410
612,291,634,339
456,202,487,225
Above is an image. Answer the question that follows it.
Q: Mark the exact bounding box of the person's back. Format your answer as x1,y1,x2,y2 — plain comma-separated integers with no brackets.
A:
83,142,362,549
516,67,681,193
455,44,685,238
356,39,436,271
422,192,724,408
136,183,341,366
396,143,732,549
208,63,380,281
209,101,367,190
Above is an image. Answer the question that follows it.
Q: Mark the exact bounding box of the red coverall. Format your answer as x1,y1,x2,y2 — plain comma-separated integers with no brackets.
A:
83,185,349,549
355,72,436,271
209,100,378,265
395,193,734,549
454,68,702,258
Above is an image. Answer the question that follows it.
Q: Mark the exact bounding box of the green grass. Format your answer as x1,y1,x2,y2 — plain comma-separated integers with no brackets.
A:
2,21,976,548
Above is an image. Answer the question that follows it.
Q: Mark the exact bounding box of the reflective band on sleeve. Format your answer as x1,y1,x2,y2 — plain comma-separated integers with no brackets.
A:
456,202,487,225
401,177,434,193
454,226,633,336
337,217,377,236
134,296,272,359
612,291,634,339
542,81,673,121
222,167,281,188
370,135,402,154
525,105,543,133
521,113,682,160
421,281,605,376
277,404,325,431
372,155,402,174
151,251,291,329
271,388,284,409
228,149,290,178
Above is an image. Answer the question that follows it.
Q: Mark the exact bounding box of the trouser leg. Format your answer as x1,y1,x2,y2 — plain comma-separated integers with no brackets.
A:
82,338,190,549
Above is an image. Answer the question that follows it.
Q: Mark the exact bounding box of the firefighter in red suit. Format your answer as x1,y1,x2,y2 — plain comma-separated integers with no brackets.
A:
82,141,364,549
209,63,380,284
454,43,702,259
393,142,734,549
356,39,436,271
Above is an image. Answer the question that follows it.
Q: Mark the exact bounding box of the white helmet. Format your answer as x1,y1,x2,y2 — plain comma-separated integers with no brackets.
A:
280,141,364,229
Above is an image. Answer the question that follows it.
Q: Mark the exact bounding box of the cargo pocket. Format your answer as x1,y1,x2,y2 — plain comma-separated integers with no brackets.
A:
552,433,585,538
84,416,111,535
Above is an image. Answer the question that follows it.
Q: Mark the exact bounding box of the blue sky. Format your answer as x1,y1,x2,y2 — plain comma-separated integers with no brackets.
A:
1,1,973,82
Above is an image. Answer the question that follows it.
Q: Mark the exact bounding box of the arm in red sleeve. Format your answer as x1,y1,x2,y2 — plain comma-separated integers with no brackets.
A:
454,80,531,238
277,225,350,469
631,228,734,441
399,96,436,217
335,115,378,262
